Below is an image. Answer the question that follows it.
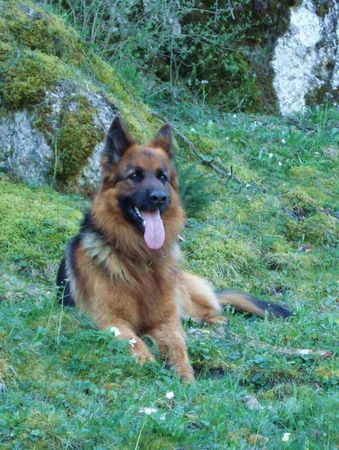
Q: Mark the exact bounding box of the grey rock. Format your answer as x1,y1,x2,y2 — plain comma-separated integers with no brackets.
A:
0,110,53,186
244,395,263,410
273,0,338,115
0,82,116,191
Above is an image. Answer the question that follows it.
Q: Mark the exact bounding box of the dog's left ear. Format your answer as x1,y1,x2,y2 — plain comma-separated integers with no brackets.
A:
150,124,173,156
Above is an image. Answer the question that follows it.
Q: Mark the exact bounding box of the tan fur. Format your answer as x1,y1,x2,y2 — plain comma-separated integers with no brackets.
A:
218,291,271,318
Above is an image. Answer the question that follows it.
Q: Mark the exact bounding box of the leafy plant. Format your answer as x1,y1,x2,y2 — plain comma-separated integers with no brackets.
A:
176,162,216,218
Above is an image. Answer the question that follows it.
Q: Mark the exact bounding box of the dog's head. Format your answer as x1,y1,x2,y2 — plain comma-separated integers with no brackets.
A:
93,115,183,251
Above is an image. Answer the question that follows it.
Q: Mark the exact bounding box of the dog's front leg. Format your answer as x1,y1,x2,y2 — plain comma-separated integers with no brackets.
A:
100,321,155,364
149,321,195,383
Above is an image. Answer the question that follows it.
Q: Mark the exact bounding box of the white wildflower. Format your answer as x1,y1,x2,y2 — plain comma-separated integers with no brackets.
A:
281,138,286,144
129,338,137,347
278,161,282,166
165,391,174,400
233,114,237,118
159,413,166,421
190,127,195,132
201,80,209,84
282,432,291,442
268,153,273,158
139,407,157,415
106,326,120,337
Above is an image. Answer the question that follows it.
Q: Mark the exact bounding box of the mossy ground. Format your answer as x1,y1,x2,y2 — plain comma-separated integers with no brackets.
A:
0,103,338,448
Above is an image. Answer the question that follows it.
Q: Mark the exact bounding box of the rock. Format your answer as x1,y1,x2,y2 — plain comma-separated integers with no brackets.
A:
273,0,338,115
247,433,269,446
0,377,7,393
244,395,263,410
0,82,116,191
0,110,53,186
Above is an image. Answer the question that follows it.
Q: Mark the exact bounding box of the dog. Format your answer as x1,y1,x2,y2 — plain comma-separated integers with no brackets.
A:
57,115,292,382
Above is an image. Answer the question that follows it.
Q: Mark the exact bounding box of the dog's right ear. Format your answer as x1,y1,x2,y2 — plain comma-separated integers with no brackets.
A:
101,115,136,176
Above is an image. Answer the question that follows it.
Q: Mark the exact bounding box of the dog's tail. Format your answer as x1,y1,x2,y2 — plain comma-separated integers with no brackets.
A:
217,290,292,319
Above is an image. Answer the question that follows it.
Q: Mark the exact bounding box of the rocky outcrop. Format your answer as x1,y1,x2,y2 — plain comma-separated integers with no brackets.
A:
0,83,116,191
272,0,338,115
0,0,152,192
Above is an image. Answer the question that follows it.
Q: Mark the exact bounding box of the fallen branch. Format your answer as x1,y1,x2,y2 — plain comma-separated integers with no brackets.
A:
150,110,241,183
230,332,332,358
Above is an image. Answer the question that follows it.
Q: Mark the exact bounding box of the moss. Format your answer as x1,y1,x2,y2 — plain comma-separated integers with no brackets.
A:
0,41,12,62
1,0,81,61
284,187,317,218
0,0,156,186
184,230,260,287
55,96,105,184
0,177,82,277
284,212,337,244
313,0,335,17
88,55,154,141
0,48,69,110
289,165,320,181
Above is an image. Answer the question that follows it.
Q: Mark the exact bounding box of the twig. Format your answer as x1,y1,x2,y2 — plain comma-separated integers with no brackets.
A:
227,0,235,20
230,332,332,358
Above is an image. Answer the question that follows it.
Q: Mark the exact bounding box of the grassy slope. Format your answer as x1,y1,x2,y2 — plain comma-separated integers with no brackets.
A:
0,103,338,449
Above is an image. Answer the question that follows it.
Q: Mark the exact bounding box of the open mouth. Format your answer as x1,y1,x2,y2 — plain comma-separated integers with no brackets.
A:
132,206,165,250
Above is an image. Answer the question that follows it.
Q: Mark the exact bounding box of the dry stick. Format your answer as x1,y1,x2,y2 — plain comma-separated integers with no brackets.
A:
230,332,332,358
150,111,241,183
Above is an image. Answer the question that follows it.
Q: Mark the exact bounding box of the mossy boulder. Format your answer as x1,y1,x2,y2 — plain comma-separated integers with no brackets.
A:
0,0,154,191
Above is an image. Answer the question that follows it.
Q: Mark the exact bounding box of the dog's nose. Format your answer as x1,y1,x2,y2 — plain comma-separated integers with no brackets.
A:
149,191,168,206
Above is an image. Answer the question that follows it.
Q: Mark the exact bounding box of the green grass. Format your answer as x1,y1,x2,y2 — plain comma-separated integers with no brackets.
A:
0,105,338,449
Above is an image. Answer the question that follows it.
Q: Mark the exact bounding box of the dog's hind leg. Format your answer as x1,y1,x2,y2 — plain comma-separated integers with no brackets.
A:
178,271,228,325
179,272,292,320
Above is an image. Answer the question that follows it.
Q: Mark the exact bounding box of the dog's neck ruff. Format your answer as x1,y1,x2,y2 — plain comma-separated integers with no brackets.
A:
81,230,171,275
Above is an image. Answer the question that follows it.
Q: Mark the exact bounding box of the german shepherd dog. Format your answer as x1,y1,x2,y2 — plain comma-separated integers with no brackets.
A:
57,116,291,382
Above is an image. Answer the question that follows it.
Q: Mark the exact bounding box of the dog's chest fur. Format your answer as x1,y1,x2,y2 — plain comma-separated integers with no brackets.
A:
75,230,180,331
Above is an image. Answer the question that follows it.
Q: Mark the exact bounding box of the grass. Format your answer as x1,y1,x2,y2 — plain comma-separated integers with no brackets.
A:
0,104,338,449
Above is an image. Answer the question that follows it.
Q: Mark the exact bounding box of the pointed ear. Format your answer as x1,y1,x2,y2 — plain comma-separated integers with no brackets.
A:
149,124,173,156
101,115,136,176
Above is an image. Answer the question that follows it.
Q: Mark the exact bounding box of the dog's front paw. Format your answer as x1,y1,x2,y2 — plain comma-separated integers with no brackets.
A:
204,315,229,326
176,365,195,383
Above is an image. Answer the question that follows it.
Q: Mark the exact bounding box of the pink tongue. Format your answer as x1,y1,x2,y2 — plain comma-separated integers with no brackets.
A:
141,210,165,250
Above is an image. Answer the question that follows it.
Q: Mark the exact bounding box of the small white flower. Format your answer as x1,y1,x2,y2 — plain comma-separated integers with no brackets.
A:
129,338,137,347
282,432,291,442
246,184,251,188
278,161,282,166
159,413,166,421
233,114,237,118
190,127,195,132
166,391,174,400
107,326,120,337
281,138,286,144
201,79,209,84
268,153,273,158
139,407,157,415
225,137,230,141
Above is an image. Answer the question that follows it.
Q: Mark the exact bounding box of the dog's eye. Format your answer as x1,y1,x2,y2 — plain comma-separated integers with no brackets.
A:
157,171,168,183
129,170,143,182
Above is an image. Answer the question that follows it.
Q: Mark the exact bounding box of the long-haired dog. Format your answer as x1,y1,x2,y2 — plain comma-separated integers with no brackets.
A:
57,116,291,382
